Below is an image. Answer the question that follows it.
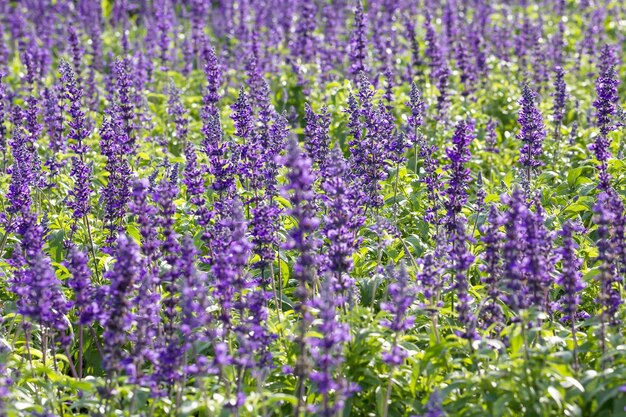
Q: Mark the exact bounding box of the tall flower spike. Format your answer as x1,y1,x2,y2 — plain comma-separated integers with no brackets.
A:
179,236,210,350
154,165,181,264
485,119,499,154
552,66,567,124
320,146,364,297
292,1,317,62
444,120,474,227
67,26,83,90
381,262,416,335
381,262,416,365
448,215,476,339
6,128,33,220
211,198,252,328
592,192,621,326
100,114,132,245
129,179,160,269
114,58,136,147
517,84,546,172
304,103,331,170
523,196,554,311
407,82,426,144
11,212,69,343
348,2,367,77
479,205,504,331
41,85,66,177
282,139,320,414
66,248,98,325
501,188,530,312
101,234,142,374
0,75,6,168
201,40,221,117
60,60,92,220
555,221,586,323
167,83,189,143
282,139,320,306
591,56,620,191
308,278,352,417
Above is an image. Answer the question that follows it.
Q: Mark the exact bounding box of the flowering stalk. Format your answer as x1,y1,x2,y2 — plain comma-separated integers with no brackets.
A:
348,2,367,77
555,221,585,369
381,262,415,417
282,139,320,416
552,66,567,144
590,61,619,191
517,84,546,190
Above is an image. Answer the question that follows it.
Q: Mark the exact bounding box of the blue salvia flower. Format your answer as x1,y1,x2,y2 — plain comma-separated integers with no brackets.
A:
292,1,317,62
320,146,364,297
517,84,546,172
444,120,475,228
6,128,33,223
348,2,367,77
154,165,181,265
211,198,252,329
479,205,504,331
403,17,422,81
381,262,415,365
181,139,202,200
231,87,263,187
501,189,530,312
523,196,554,311
66,248,98,326
448,217,476,339
67,26,83,91
178,236,211,368
552,66,567,127
592,192,621,326
250,199,281,280
454,28,477,96
0,75,6,168
10,211,70,343
167,83,189,143
41,84,66,178
100,114,132,245
129,179,160,270
60,60,92,221
555,221,586,323
101,234,142,375
282,139,320,411
308,278,352,417
235,277,274,378
347,74,391,209
304,103,331,170
485,119,499,153
407,82,426,144
24,96,45,188
591,56,620,191
282,139,320,308
418,135,444,226
114,57,136,147
417,245,446,313
202,39,222,117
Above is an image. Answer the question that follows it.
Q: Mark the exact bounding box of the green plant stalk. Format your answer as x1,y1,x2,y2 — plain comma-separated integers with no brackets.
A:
83,215,100,282
571,320,579,371
382,332,400,417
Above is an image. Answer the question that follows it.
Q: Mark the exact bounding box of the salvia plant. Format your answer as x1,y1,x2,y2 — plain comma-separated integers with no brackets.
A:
0,1,625,417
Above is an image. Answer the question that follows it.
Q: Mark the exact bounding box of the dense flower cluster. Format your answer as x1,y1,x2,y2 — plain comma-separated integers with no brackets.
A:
0,2,625,416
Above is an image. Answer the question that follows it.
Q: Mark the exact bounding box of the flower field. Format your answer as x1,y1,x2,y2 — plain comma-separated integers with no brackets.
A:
1,0,626,416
